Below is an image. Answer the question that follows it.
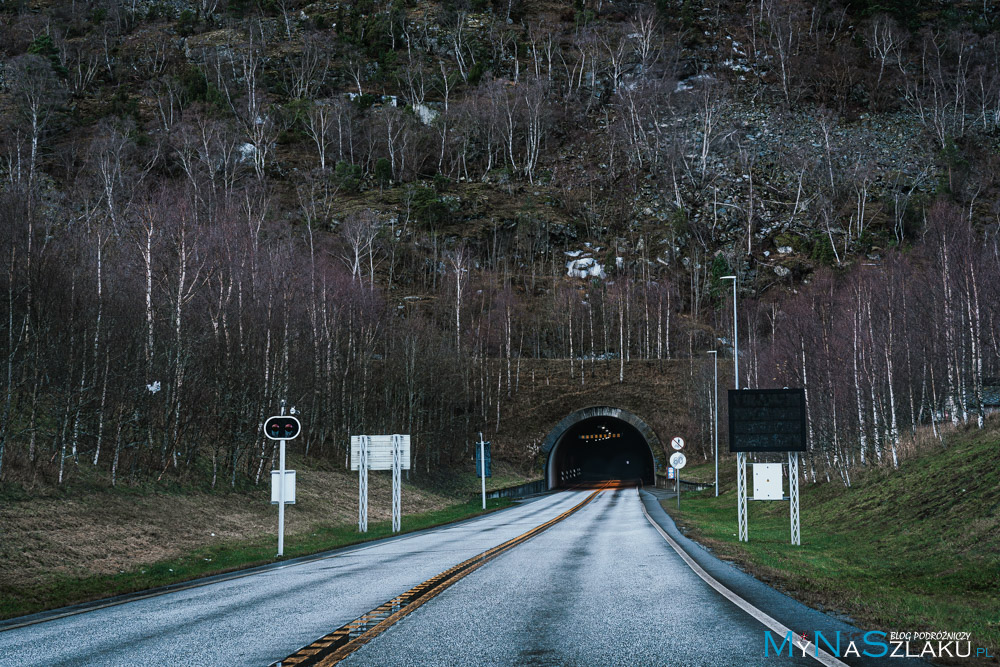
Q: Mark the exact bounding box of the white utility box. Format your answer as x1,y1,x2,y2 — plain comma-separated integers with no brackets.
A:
270,470,296,504
752,463,783,501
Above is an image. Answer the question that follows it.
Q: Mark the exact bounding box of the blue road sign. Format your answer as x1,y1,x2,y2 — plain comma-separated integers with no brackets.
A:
476,442,492,478
667,467,675,479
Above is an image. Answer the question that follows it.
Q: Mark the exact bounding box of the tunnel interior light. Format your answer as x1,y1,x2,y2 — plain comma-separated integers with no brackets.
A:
579,432,621,440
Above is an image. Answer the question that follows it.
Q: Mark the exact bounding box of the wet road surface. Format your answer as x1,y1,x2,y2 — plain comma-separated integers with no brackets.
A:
0,491,590,667
342,487,816,666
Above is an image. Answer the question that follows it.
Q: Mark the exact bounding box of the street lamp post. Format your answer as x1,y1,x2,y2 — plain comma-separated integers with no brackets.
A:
721,275,747,541
721,276,738,390
708,350,718,497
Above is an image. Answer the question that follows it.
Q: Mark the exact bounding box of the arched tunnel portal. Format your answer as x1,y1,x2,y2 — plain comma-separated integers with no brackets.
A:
543,407,660,489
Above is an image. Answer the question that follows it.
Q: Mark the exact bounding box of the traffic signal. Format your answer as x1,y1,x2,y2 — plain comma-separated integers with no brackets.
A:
264,415,301,440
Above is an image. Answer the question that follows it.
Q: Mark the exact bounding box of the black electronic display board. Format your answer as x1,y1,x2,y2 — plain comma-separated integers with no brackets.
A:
728,388,807,452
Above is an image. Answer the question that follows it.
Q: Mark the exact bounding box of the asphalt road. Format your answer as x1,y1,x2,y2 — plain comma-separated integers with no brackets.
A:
2,487,913,667
0,491,591,667
343,487,816,667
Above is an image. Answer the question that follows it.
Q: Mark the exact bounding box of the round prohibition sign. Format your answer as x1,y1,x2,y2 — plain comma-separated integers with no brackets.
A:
669,452,687,469
264,415,301,440
671,437,685,451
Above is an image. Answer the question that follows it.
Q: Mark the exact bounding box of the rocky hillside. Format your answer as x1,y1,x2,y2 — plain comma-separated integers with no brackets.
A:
1,0,998,488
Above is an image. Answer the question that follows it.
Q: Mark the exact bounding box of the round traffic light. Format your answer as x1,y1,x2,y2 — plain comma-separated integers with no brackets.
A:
264,415,301,440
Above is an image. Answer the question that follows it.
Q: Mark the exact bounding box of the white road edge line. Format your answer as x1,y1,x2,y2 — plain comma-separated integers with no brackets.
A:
0,490,584,633
639,492,848,667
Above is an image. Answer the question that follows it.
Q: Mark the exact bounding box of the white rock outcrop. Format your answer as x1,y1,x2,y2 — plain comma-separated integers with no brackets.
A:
566,257,606,280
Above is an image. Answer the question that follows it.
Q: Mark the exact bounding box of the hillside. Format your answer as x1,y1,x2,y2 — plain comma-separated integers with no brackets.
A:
1,0,1000,494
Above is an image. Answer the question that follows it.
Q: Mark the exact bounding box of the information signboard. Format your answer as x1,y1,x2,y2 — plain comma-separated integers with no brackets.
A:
351,435,411,470
728,388,807,452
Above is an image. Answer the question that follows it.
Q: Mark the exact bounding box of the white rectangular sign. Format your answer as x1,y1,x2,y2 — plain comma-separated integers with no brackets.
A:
270,470,296,504
752,463,783,500
351,435,411,471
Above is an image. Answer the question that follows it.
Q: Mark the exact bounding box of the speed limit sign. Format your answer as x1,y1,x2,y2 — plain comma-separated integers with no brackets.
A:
670,452,687,469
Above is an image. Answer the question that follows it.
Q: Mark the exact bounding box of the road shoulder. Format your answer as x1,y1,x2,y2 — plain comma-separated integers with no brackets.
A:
639,489,928,667
0,493,549,633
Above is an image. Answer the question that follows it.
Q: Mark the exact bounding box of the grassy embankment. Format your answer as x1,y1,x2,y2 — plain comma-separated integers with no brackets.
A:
665,423,1000,662
0,460,530,621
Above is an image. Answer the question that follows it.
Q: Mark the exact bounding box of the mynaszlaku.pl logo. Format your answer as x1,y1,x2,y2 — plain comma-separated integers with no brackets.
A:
764,630,995,660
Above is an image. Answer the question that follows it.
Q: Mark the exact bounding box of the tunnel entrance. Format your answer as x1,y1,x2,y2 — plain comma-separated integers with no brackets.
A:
542,407,659,489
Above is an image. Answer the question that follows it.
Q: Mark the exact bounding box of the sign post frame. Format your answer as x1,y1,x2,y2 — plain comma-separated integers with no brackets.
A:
789,451,800,545
729,388,807,545
669,449,686,510
392,434,402,532
358,435,369,533
737,452,748,542
351,435,410,534
278,427,285,556
263,402,302,557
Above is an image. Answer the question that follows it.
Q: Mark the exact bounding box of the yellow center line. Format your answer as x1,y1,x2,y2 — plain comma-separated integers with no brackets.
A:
274,483,616,667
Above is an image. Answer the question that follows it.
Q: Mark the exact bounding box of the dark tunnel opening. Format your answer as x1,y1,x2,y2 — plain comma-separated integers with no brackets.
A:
547,416,656,488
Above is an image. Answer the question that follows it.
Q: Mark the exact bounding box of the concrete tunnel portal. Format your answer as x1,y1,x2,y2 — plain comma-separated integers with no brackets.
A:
543,407,660,489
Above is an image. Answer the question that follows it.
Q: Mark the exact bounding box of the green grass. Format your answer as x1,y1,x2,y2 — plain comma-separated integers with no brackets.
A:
675,459,717,484
666,425,1000,657
0,497,512,621
421,462,537,498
